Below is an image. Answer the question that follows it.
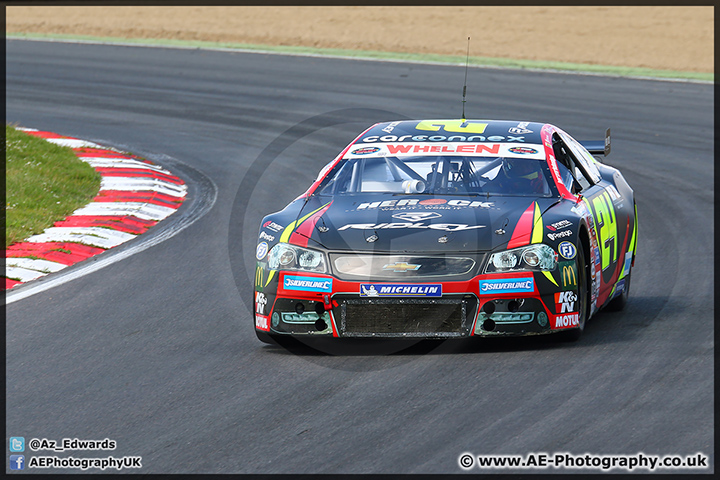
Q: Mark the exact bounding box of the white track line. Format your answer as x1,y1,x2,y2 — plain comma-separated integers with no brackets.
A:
72,202,179,221
6,258,68,273
80,157,172,173
43,137,109,149
26,227,136,249
5,267,50,282
100,178,187,197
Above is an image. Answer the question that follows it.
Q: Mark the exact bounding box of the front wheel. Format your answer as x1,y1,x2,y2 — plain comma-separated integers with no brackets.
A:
558,244,589,342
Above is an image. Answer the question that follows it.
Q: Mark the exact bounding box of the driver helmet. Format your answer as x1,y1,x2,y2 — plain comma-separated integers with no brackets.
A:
503,158,540,180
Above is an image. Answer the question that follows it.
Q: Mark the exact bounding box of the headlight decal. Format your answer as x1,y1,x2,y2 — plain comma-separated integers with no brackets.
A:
531,202,544,244
278,203,325,244
507,201,544,249
260,201,332,287
542,270,558,287
264,269,277,288
285,201,333,248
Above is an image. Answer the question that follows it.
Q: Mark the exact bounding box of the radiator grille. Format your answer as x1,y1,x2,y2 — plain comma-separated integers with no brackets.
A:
339,298,470,337
331,254,478,280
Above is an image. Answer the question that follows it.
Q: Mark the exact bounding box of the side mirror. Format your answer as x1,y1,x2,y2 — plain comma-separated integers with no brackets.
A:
572,179,582,194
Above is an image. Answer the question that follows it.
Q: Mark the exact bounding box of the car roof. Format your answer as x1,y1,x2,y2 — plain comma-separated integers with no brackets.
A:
358,119,546,145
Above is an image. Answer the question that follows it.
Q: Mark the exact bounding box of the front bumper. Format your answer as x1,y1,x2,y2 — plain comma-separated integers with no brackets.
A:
255,269,574,338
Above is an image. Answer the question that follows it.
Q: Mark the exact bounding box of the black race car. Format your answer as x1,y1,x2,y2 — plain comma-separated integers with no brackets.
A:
253,120,637,342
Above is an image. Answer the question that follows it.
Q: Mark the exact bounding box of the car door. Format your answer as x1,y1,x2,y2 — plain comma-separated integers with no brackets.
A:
553,131,625,305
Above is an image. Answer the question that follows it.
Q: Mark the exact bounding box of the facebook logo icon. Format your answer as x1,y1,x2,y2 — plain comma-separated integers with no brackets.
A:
9,455,25,470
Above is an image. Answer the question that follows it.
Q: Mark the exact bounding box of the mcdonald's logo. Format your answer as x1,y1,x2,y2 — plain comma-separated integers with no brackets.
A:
561,263,577,289
255,265,264,289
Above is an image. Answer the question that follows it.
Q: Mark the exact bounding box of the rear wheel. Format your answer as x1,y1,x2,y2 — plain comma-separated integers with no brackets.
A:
559,244,589,342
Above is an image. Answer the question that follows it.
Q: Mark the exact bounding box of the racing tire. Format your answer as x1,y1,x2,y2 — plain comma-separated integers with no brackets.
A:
558,244,589,342
605,273,631,312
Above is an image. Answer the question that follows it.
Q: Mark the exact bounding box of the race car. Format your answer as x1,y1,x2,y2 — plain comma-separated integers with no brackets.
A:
253,119,637,342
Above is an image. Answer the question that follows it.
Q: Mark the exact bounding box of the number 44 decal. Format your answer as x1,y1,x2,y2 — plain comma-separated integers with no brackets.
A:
588,191,617,271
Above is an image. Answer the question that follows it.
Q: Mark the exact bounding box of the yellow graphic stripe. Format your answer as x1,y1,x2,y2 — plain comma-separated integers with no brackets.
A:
582,198,598,233
265,202,332,287
604,191,618,264
617,205,638,282
542,270,558,287
279,202,331,243
630,203,638,256
531,202,543,244
264,268,277,288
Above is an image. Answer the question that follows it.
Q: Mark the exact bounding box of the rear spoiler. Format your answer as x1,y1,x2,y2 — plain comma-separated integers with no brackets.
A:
580,128,611,157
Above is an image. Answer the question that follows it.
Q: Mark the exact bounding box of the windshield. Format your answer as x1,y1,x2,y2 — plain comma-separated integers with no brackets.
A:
317,155,554,197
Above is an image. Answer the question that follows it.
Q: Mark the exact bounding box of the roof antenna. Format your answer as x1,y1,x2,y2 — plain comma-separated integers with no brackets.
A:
461,36,470,122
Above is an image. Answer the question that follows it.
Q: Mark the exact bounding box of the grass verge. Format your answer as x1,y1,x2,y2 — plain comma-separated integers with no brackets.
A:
6,32,713,83
5,125,101,247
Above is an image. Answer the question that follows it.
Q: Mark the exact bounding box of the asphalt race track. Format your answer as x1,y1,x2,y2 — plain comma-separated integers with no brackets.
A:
5,40,714,474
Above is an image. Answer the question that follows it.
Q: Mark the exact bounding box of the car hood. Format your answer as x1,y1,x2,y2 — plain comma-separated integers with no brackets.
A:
295,194,559,253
